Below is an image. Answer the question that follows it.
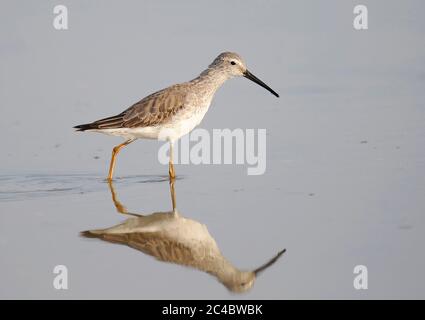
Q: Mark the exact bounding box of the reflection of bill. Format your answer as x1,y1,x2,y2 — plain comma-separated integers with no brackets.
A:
81,180,285,293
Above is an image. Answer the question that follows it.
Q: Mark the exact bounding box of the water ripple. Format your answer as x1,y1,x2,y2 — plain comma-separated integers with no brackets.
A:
0,174,170,202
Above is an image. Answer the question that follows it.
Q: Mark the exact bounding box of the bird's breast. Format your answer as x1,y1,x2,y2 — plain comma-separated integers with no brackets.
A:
165,102,211,141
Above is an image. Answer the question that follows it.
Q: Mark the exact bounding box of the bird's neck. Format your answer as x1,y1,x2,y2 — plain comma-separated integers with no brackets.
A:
200,254,242,283
189,67,230,100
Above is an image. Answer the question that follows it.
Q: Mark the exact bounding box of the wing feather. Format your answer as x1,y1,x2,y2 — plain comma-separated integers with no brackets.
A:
74,84,188,131
122,84,187,128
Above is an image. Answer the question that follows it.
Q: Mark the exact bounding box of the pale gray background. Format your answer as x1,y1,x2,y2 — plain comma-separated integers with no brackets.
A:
0,0,424,299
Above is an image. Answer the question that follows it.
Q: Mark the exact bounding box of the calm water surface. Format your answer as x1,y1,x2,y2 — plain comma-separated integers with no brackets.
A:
1,1,425,298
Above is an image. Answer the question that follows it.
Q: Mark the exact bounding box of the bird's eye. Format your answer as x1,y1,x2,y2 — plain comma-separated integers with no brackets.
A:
230,61,236,65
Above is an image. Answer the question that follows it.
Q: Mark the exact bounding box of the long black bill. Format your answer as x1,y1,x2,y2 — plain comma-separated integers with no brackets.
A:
254,249,286,276
243,70,279,98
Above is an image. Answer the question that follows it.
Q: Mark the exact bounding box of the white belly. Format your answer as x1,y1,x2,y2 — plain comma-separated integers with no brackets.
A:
163,105,210,141
89,126,163,140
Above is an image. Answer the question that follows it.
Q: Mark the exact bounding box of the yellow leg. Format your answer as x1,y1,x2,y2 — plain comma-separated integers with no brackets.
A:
107,139,134,181
168,141,176,181
168,141,176,210
168,162,176,180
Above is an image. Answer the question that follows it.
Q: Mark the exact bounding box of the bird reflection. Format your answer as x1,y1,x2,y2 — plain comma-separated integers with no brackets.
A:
81,180,285,293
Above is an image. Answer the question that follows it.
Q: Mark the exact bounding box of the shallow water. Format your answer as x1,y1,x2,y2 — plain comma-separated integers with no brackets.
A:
1,0,425,299
0,174,169,202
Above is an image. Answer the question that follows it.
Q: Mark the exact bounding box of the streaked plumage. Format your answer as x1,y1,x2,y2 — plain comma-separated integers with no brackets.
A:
74,84,188,133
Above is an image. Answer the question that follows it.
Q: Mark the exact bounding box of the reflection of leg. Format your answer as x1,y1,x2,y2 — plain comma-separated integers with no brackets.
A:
170,178,177,212
107,180,142,217
168,141,176,180
107,180,128,214
107,139,135,181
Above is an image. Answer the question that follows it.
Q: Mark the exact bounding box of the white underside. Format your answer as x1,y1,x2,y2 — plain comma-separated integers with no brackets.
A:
88,105,210,142
89,126,163,141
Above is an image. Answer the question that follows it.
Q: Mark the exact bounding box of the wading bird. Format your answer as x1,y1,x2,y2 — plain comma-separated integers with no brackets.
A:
74,52,279,181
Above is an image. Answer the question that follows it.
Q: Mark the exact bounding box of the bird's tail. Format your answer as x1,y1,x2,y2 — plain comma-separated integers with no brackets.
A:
80,230,102,238
73,113,125,131
73,123,97,131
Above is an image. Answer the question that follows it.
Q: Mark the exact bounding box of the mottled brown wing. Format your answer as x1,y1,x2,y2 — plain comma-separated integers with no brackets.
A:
122,84,187,128
74,84,187,131
82,231,198,267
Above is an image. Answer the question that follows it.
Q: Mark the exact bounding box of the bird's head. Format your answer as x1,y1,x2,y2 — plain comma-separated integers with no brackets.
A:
209,52,279,97
222,249,286,293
